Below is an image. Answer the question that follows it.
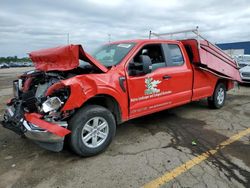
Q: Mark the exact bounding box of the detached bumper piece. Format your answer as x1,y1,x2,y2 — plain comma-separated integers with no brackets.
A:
2,104,25,135
2,106,71,152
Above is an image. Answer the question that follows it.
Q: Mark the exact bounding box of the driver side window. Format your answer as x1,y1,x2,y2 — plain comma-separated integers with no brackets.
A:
133,44,166,72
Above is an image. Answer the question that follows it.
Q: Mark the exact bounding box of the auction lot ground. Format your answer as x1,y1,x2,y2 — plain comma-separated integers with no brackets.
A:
0,67,249,188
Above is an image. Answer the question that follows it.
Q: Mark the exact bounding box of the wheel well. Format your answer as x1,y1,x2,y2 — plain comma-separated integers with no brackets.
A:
216,79,229,91
208,79,228,100
83,95,122,125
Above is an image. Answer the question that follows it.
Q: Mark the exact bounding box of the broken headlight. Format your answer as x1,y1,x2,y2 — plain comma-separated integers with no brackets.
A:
42,97,63,113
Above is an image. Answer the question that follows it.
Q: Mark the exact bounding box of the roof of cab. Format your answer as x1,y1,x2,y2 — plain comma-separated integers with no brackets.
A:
109,39,179,45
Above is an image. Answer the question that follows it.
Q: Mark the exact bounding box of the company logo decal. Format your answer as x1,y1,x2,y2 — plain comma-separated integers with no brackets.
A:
130,77,172,103
145,77,161,95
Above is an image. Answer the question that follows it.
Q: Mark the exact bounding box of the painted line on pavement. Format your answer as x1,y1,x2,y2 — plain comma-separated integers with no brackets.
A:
143,128,250,188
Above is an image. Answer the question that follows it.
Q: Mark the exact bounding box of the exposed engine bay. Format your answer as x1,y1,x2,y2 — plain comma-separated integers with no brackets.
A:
1,44,109,152
3,71,64,134
15,71,68,116
4,62,102,127
1,62,102,151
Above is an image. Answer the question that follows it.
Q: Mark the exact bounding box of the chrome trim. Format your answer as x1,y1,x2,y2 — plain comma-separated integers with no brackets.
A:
23,120,68,143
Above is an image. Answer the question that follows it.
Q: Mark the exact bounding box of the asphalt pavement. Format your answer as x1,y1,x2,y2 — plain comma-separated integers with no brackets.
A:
0,68,249,188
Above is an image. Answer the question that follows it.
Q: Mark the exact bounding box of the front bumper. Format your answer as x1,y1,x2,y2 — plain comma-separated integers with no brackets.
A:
22,120,67,143
240,73,250,81
2,105,70,152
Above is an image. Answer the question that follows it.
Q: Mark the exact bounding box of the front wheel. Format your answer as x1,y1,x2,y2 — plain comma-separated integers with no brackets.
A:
68,105,116,156
208,83,226,109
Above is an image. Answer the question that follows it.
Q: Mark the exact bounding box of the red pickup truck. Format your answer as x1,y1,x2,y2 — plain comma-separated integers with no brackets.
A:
2,33,241,156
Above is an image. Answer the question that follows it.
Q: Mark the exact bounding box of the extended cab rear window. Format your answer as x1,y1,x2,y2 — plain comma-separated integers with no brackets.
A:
163,44,184,67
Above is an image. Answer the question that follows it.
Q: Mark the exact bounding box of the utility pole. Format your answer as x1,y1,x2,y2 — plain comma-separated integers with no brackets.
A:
108,34,111,43
67,33,69,44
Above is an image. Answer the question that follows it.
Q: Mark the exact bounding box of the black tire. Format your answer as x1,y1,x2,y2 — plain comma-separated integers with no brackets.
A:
68,105,116,157
208,83,226,109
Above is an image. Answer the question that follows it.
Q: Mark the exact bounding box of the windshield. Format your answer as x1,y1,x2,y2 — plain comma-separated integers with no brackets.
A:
91,43,135,67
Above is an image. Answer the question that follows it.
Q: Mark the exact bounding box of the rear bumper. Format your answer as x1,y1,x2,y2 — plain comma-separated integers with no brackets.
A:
2,105,70,152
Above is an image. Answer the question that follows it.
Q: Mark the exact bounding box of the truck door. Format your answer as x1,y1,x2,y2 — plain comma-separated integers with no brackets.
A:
126,42,193,119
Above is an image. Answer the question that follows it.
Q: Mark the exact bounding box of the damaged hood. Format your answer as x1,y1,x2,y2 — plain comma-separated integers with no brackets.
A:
29,44,108,72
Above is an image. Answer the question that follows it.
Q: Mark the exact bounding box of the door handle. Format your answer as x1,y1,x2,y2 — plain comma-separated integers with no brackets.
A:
163,75,171,79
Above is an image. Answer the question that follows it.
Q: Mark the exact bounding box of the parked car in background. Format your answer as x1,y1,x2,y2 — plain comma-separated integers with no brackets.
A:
24,62,33,67
234,54,250,68
239,65,250,82
0,63,10,69
8,62,33,68
233,55,250,82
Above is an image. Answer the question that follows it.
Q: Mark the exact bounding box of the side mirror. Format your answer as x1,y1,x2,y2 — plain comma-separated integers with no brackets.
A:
139,55,152,74
128,55,152,76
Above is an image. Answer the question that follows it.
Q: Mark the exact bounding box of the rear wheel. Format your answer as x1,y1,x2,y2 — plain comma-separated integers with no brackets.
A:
68,105,116,156
208,83,226,109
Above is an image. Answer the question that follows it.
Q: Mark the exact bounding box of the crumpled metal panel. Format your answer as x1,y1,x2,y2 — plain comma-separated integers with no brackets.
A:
29,44,108,72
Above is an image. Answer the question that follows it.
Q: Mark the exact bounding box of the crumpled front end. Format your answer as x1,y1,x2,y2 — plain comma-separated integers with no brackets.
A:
2,108,69,151
1,70,72,152
1,44,111,153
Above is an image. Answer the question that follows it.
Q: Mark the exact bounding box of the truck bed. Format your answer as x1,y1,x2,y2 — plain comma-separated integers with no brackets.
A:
181,39,241,82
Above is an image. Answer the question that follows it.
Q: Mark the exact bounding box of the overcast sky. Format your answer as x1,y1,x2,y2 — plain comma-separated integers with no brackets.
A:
1,0,250,57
